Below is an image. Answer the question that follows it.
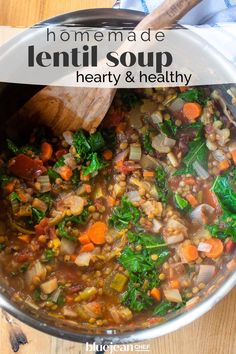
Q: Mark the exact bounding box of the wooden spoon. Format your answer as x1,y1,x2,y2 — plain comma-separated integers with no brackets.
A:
18,0,202,135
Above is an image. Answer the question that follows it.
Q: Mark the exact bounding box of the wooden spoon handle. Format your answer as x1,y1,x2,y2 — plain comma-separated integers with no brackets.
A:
136,0,202,30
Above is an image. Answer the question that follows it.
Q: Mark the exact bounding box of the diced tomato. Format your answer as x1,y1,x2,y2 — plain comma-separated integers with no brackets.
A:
8,154,46,180
225,240,236,254
55,149,67,159
35,218,56,238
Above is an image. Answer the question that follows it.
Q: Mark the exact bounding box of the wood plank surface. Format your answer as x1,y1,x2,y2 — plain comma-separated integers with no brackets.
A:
0,1,235,354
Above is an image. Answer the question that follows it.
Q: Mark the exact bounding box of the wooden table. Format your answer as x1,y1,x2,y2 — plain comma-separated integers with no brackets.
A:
0,1,235,353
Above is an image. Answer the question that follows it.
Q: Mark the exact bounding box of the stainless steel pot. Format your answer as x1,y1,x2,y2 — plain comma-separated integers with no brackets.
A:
0,8,235,346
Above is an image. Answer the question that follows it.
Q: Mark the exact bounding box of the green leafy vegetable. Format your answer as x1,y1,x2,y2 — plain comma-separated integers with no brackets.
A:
0,174,13,188
109,197,141,230
9,192,21,202
47,168,60,181
42,249,55,263
143,132,154,154
155,166,169,203
120,89,140,109
20,262,29,273
58,208,89,240
54,156,65,169
174,194,191,213
174,134,208,176
33,289,41,301
6,139,19,154
56,294,65,306
31,207,45,225
159,118,177,137
179,88,208,106
71,169,80,186
119,230,169,312
88,131,105,152
82,153,107,176
73,130,91,160
153,300,186,316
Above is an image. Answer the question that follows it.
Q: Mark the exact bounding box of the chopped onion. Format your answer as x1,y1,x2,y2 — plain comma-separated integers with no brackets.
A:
64,195,84,216
126,191,141,203
113,148,129,163
62,306,77,318
37,175,51,193
140,154,160,169
50,288,62,303
192,161,209,179
163,136,176,147
190,204,215,224
60,238,76,255
151,111,163,124
63,153,77,170
63,131,73,145
196,265,215,285
40,278,58,294
75,252,92,267
198,242,212,252
228,141,236,152
164,289,182,303
129,144,142,161
169,97,185,112
166,234,184,245
26,261,46,284
152,134,170,153
152,219,163,233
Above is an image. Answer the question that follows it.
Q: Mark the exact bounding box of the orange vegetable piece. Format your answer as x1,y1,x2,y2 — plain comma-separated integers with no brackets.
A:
107,196,116,207
116,122,126,133
186,193,198,207
80,243,95,253
150,288,161,301
86,221,107,245
70,254,77,262
80,171,91,181
4,180,16,194
65,296,74,304
79,233,90,245
58,166,73,181
204,238,223,258
18,191,28,203
179,86,188,92
103,149,113,161
41,142,53,162
231,149,236,165
182,244,199,262
143,170,155,178
84,184,92,193
169,280,181,289
203,188,220,210
219,159,230,172
184,177,196,185
18,235,30,243
183,102,202,120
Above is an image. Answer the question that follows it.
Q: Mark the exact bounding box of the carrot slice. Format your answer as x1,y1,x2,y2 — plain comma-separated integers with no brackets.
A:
18,235,30,243
103,149,113,161
203,188,220,210
150,288,161,301
41,142,53,162
18,191,28,203
179,86,188,92
79,233,90,245
183,102,202,120
84,184,92,193
204,238,223,258
143,170,155,178
87,221,107,245
231,149,236,165
107,196,116,207
58,166,73,181
169,280,181,289
184,177,196,185
80,243,95,253
4,180,16,194
186,193,198,207
182,244,199,262
219,159,230,172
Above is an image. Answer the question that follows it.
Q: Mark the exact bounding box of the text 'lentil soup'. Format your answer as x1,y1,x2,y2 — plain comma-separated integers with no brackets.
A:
0,87,235,329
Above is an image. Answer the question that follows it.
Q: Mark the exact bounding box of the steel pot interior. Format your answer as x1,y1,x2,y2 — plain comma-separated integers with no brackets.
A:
0,8,235,345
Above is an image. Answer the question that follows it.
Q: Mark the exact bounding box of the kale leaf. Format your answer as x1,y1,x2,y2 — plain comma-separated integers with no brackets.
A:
108,196,141,230
158,118,177,137
82,153,108,176
153,300,186,316
155,166,169,203
143,132,154,154
179,88,208,106
174,134,208,176
57,208,89,240
174,194,191,213
31,207,45,224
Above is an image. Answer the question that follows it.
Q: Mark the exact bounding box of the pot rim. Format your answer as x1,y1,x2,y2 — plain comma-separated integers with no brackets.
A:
0,7,235,344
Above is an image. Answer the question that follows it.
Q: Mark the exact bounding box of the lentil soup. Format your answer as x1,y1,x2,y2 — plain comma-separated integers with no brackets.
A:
0,87,235,328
